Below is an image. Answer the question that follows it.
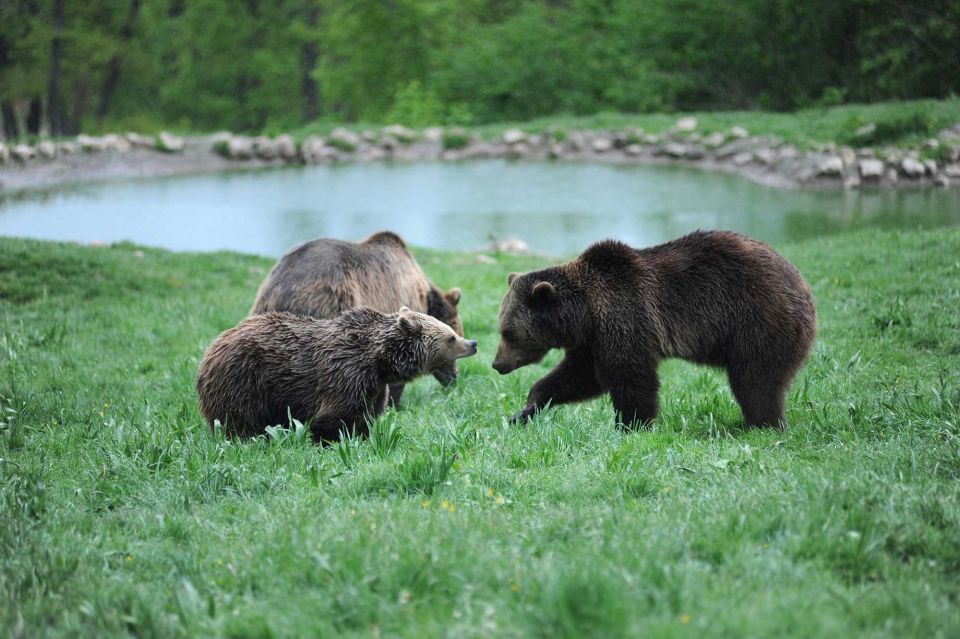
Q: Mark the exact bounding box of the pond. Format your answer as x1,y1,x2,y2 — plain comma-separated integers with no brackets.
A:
2,161,959,256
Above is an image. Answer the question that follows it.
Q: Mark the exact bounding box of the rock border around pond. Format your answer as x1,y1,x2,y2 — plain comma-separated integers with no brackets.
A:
2,120,959,193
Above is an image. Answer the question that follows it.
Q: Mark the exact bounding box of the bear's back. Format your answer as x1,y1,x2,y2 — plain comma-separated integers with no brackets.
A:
251,234,430,318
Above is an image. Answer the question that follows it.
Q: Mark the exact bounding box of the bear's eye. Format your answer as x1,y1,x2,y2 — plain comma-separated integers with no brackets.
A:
447,335,456,344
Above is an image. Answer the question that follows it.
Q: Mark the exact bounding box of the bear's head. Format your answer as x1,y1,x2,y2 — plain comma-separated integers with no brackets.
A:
390,307,477,384
492,269,588,374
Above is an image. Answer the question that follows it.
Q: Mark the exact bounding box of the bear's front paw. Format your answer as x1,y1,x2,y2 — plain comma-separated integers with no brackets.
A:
508,408,535,424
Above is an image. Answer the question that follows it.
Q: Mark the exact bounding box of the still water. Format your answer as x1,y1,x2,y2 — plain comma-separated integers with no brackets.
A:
2,161,958,256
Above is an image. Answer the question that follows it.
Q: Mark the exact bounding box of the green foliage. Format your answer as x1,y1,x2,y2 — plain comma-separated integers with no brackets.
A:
386,81,444,128
2,229,960,635
2,0,958,134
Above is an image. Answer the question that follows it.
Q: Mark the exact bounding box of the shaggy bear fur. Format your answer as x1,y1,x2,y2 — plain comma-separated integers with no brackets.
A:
251,231,464,406
197,307,477,440
491,230,816,428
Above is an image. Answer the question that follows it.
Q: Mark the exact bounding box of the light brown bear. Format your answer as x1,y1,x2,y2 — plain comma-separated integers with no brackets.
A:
492,230,816,428
197,307,478,441
251,231,464,406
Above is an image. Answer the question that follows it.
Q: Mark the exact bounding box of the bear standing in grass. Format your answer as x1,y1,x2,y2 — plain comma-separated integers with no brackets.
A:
197,307,478,441
492,230,816,428
251,231,464,407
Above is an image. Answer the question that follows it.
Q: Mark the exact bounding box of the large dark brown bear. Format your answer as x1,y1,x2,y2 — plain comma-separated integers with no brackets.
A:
197,307,478,440
491,230,816,428
251,231,464,406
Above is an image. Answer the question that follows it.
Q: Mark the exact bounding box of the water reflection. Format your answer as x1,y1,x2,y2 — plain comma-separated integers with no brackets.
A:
2,161,958,257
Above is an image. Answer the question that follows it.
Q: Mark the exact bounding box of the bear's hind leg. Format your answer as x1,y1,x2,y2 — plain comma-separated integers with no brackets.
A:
726,366,788,428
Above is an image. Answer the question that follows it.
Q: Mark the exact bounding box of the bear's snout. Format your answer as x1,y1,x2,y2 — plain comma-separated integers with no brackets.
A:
491,358,515,375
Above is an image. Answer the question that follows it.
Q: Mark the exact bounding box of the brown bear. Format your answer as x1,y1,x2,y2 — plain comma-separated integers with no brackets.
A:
491,230,816,428
197,307,478,440
251,231,464,407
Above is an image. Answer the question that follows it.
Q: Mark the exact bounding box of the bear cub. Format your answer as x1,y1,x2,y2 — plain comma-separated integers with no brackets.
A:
197,307,478,440
492,230,816,428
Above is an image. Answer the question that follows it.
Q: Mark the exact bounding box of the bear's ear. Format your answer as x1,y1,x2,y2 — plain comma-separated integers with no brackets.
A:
446,288,461,307
531,281,556,304
397,307,419,336
508,272,520,286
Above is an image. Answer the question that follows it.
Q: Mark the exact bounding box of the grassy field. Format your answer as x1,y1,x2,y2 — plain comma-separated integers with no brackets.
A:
1,228,959,637
287,98,960,151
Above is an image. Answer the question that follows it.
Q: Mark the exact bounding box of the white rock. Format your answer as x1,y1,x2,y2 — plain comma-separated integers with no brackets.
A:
382,124,416,142
732,151,754,166
77,135,106,153
274,134,298,160
502,129,526,145
858,159,884,180
943,163,960,178
778,145,799,159
505,142,530,159
922,159,938,176
300,136,337,164
252,136,278,160
703,132,725,148
157,131,184,152
816,155,844,176
923,138,940,150
226,136,254,160
379,135,398,151
0,143,8,164
675,116,698,132
591,137,613,153
900,157,925,178
125,132,155,148
886,167,899,183
641,133,660,145
35,141,57,159
662,142,687,158
840,147,856,168
102,133,131,152
11,144,36,162
56,141,80,155
329,127,360,149
361,130,377,143
423,127,444,143
548,143,565,159
730,126,749,139
561,132,583,150
754,148,775,165
623,144,643,157
492,238,529,254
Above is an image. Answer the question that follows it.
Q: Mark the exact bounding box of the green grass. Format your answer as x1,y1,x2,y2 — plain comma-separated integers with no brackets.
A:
1,229,959,637
285,99,960,150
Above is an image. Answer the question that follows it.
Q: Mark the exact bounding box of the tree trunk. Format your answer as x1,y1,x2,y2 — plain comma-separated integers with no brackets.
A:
13,100,30,141
96,0,142,121
301,4,321,121
49,0,66,136
1,103,16,141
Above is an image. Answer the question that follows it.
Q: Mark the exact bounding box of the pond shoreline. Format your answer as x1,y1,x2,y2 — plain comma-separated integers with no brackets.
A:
1,124,958,195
